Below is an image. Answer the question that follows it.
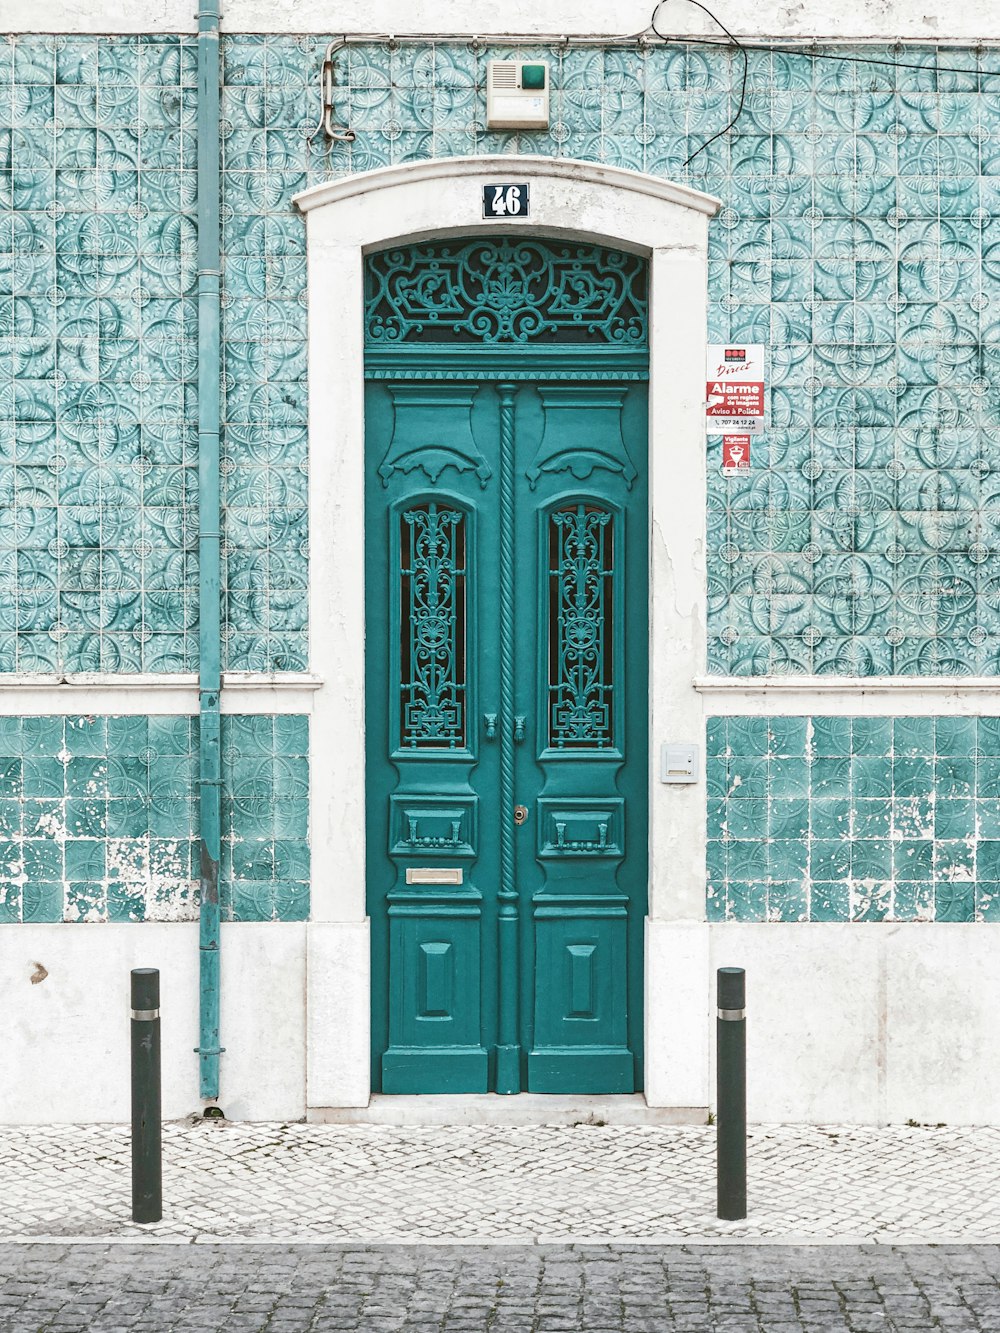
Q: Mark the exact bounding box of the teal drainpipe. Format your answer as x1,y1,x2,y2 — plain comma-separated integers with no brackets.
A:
195,0,223,1101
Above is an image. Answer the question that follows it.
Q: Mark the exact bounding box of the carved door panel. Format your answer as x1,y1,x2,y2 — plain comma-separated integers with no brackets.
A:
365,380,647,1094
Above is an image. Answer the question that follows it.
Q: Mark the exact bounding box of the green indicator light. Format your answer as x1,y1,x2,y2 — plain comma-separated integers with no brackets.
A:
521,63,546,90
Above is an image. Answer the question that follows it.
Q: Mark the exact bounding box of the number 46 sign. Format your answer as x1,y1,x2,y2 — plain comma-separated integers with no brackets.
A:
482,183,530,218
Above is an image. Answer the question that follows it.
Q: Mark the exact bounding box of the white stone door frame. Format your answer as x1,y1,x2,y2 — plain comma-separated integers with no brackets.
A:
294,156,720,1109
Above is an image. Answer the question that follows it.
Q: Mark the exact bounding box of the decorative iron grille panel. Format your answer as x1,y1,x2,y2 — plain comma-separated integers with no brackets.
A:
548,504,614,750
365,239,647,346
399,503,467,749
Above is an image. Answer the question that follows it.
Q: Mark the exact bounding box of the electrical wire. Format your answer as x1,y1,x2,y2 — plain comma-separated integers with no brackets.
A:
650,0,1000,167
660,0,748,165
648,0,1000,82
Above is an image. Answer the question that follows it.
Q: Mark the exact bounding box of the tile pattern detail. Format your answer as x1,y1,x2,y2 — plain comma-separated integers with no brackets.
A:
0,714,309,922
707,715,1000,922
5,38,1000,675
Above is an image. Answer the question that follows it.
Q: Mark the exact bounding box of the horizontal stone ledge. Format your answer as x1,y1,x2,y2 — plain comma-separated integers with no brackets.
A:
0,673,323,716
694,676,1000,717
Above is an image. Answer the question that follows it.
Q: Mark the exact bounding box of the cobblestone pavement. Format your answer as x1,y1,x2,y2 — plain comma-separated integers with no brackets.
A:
2,1243,1000,1331
2,1121,1000,1245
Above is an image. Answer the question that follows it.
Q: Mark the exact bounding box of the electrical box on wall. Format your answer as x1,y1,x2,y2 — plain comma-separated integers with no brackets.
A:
487,60,550,130
660,743,700,784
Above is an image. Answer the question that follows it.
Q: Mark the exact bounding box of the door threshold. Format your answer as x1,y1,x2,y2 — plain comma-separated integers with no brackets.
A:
307,1095,709,1126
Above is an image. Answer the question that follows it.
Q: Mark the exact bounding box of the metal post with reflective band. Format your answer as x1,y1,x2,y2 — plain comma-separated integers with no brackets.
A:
716,966,746,1220
131,968,162,1223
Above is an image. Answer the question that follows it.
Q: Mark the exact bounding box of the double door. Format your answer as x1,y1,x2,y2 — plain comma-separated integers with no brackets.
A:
365,377,648,1093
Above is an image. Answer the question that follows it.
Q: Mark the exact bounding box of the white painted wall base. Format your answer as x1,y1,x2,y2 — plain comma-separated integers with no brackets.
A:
305,920,371,1108
686,922,1000,1126
5,918,1000,1124
0,923,306,1123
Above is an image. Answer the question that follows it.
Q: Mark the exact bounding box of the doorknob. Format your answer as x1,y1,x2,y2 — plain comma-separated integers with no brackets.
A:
513,715,526,743
483,713,497,739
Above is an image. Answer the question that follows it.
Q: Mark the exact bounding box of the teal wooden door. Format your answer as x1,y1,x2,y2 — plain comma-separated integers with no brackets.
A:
364,238,649,1095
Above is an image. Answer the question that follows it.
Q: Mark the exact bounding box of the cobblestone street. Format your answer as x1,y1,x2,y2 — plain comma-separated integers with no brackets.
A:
3,1242,1000,1332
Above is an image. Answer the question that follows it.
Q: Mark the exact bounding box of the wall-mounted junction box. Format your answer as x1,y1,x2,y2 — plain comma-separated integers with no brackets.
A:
487,60,550,130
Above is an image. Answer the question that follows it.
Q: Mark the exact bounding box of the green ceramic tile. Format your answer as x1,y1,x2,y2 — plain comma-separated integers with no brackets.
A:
811,838,851,881
936,840,975,881
811,717,851,758
705,717,728,757
768,797,809,840
936,756,976,798
726,840,767,881
21,882,63,923
725,800,766,841
811,756,851,795
769,757,810,798
892,882,934,921
977,839,1000,881
809,797,851,839
768,881,807,921
768,717,808,757
935,798,974,841
935,881,975,922
851,717,892,757
727,881,767,922
936,716,978,757
851,757,893,799
893,717,935,758
892,757,932,797
853,800,891,840
811,881,849,922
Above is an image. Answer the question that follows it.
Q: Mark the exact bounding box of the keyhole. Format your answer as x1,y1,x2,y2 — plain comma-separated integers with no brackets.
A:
513,805,528,827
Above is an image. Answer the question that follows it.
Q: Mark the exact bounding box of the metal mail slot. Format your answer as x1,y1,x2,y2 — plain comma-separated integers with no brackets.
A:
405,867,464,886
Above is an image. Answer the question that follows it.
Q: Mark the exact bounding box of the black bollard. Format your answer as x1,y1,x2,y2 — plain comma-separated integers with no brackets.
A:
131,968,162,1223
716,966,746,1220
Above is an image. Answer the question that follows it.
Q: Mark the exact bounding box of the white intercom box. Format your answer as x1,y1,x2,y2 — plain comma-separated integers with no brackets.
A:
487,60,550,130
660,743,700,784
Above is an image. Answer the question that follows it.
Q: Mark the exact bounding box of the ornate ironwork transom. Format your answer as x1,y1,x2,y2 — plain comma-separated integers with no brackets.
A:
365,238,647,347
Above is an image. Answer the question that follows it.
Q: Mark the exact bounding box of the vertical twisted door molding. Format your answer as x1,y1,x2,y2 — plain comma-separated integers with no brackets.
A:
495,381,521,1093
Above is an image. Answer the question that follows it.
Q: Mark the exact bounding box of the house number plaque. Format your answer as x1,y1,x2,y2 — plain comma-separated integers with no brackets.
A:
482,183,529,218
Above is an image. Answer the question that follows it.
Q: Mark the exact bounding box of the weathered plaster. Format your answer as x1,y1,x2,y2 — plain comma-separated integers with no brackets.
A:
1,1,990,40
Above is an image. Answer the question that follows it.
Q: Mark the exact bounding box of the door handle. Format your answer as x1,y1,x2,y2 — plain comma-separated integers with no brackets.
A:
513,715,526,743
483,713,497,739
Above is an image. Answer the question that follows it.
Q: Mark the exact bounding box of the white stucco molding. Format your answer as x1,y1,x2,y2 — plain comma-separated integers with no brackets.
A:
295,157,720,220
697,676,1000,716
0,673,322,715
297,153,718,1106
2,1,990,41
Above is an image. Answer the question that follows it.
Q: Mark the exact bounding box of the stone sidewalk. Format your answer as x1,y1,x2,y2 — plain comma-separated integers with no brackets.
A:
2,1121,1000,1245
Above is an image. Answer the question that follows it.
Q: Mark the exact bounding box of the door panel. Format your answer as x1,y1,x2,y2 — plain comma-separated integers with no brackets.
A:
366,377,646,1094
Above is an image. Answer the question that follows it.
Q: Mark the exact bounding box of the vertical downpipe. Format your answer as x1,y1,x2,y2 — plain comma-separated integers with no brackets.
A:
196,0,223,1101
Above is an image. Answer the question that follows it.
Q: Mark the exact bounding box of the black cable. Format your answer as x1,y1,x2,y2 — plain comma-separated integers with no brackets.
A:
672,0,748,165
647,0,1000,83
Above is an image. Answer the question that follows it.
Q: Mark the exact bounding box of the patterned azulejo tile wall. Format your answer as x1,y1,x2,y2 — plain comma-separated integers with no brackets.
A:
0,713,309,922
707,715,1000,923
5,35,1000,677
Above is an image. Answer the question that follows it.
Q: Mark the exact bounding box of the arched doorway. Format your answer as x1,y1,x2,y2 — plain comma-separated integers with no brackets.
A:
364,236,648,1093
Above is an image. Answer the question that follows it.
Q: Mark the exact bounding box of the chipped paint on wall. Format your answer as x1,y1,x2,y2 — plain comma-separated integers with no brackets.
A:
0,714,309,922
707,716,1000,923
